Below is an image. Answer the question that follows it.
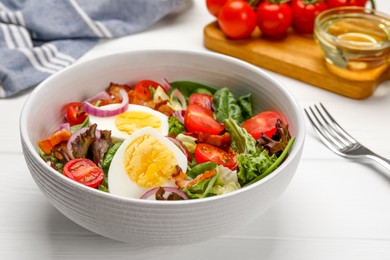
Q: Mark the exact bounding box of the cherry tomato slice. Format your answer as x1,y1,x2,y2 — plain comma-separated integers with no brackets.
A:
184,104,224,135
65,102,88,126
188,93,213,109
242,111,285,139
63,158,104,188
218,0,257,39
134,80,161,101
194,143,237,170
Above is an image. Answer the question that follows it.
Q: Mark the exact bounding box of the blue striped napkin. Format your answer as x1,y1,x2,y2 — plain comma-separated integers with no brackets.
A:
0,0,191,98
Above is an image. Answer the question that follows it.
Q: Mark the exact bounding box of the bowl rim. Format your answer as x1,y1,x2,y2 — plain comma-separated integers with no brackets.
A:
20,49,306,206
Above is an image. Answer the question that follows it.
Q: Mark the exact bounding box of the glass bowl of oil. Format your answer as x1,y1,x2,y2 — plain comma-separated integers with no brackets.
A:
314,7,390,81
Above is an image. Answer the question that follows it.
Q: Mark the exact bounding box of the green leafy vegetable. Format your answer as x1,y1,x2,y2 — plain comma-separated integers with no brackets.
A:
168,116,186,137
186,161,218,179
183,174,219,199
169,81,216,100
224,117,258,155
212,87,252,125
244,137,295,187
102,141,122,175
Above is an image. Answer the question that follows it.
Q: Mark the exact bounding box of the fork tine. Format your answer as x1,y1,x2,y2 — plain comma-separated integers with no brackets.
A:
318,103,357,144
304,107,346,152
313,104,353,147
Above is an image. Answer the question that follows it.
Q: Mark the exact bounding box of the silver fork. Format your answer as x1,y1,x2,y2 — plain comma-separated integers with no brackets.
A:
304,103,390,171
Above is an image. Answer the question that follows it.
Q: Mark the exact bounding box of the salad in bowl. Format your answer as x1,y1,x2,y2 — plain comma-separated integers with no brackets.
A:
38,78,295,201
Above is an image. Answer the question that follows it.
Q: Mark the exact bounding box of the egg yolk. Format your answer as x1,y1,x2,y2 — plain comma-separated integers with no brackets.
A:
123,134,177,188
115,111,162,135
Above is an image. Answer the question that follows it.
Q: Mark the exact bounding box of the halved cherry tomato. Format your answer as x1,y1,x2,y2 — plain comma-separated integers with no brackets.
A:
256,1,292,37
63,158,104,188
218,0,257,39
134,80,161,101
206,0,229,17
291,0,327,34
242,111,285,139
184,104,224,135
65,102,88,126
188,93,213,109
38,129,72,154
194,143,237,169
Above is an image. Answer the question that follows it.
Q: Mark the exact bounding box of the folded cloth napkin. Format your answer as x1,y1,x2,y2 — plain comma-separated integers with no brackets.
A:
0,0,191,98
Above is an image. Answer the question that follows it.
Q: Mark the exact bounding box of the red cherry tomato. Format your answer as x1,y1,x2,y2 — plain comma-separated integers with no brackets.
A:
188,93,213,109
194,143,237,169
291,0,328,34
218,0,257,39
242,111,285,139
63,158,104,188
206,0,229,17
65,102,88,126
256,1,292,37
327,0,368,8
184,104,224,135
134,80,161,101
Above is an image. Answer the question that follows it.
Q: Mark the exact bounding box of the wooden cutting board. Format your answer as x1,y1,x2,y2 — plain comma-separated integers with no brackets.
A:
203,21,390,99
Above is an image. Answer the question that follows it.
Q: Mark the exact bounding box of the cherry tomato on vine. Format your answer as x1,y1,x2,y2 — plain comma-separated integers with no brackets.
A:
327,0,372,8
291,0,328,34
206,0,229,17
218,0,257,39
256,1,292,37
65,102,88,126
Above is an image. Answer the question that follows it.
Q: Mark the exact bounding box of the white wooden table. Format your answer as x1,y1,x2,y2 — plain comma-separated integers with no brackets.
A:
1,1,390,259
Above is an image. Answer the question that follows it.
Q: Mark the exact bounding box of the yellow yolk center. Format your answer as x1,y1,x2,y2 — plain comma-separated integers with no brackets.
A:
115,111,162,135
123,134,177,188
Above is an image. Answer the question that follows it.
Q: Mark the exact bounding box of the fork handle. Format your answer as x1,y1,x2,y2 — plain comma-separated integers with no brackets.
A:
367,154,390,172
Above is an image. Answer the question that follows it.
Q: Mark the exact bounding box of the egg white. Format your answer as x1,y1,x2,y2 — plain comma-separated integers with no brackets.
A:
89,104,169,140
108,127,188,199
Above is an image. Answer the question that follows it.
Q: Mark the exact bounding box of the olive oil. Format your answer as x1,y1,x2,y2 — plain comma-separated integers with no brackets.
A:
315,9,390,81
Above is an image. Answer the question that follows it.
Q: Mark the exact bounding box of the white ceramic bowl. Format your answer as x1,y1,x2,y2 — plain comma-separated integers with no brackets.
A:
20,49,305,245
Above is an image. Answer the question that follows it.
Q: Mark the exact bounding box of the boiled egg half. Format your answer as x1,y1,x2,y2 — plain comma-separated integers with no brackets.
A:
108,127,188,199
89,104,169,140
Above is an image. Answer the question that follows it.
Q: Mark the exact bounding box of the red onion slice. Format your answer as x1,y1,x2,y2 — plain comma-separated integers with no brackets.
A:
172,110,185,124
167,136,192,162
84,91,111,103
161,78,172,92
84,89,128,117
59,123,70,132
140,186,189,200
